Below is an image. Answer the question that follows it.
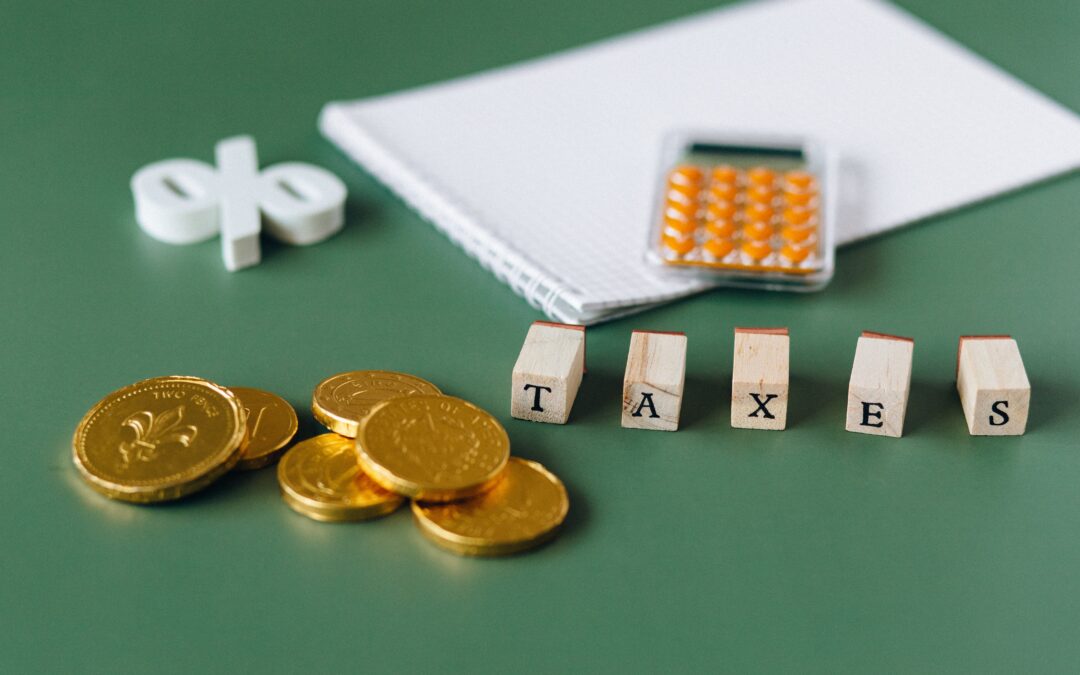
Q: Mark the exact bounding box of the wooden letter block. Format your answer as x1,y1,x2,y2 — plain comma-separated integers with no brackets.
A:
957,335,1030,435
845,331,914,438
511,321,585,424
621,330,687,431
731,328,789,430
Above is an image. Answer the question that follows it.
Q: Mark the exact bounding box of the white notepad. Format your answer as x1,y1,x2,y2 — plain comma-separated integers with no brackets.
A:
320,0,1080,324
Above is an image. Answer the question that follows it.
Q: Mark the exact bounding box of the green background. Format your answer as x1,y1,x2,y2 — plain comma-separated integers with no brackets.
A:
3,1,1079,672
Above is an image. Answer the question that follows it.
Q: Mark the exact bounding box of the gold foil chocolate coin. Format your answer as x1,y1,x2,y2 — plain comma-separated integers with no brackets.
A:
230,386,298,470
356,395,510,502
278,433,404,522
312,370,441,437
72,375,247,503
411,458,569,556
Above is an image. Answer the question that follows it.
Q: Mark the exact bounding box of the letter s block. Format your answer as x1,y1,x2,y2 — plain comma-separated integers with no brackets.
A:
621,330,687,431
957,335,1030,436
845,331,914,437
511,322,585,424
731,328,789,431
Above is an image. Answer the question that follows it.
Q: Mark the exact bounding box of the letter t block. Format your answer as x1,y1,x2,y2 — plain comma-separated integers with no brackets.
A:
845,331,914,437
511,321,585,424
621,330,687,431
957,335,1030,435
731,327,789,430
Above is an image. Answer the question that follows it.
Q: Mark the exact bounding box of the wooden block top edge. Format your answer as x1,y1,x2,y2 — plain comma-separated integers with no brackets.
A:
532,320,585,332
956,335,1015,379
734,327,789,336
631,329,686,337
527,320,586,375
860,330,914,343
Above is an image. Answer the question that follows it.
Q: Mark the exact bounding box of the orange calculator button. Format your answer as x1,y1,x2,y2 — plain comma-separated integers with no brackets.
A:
662,234,696,255
706,201,736,221
664,214,697,235
741,240,773,261
783,170,815,190
783,189,816,207
670,165,704,186
706,218,736,237
667,180,700,200
781,223,816,243
743,220,774,241
711,165,740,185
745,185,775,204
707,183,738,202
747,167,776,187
744,202,774,223
783,206,813,225
703,237,734,258
665,199,697,219
780,243,813,263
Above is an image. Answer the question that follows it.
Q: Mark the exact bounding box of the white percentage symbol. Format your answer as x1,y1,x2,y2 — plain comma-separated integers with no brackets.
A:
131,136,347,270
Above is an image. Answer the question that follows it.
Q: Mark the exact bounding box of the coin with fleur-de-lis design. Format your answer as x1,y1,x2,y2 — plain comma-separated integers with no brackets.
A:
72,375,246,503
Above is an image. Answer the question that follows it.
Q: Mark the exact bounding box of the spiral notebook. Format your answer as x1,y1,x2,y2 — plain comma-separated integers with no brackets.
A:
319,0,1080,324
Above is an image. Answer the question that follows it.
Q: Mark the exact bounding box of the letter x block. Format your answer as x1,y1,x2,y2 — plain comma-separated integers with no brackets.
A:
957,335,1030,436
845,331,914,437
621,330,687,431
511,321,585,424
731,328,789,431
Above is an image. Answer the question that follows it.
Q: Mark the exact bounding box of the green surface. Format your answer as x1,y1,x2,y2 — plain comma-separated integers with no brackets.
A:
3,0,1080,672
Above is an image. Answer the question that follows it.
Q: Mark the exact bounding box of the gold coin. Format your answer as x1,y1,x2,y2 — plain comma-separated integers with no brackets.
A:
356,395,510,502
72,375,246,503
411,458,569,556
229,387,298,470
312,370,441,437
277,433,404,522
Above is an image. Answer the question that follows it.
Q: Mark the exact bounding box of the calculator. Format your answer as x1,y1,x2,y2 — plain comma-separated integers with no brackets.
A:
646,132,837,291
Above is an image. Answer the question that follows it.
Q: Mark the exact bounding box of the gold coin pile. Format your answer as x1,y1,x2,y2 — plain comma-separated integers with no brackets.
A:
285,371,569,556
72,371,568,556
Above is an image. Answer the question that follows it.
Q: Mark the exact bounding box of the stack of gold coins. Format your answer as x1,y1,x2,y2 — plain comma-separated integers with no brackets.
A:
72,376,298,503
277,370,569,556
73,370,569,557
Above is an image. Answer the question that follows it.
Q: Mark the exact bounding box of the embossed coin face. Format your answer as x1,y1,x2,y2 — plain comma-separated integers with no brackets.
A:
72,376,247,503
312,370,441,437
356,395,510,502
277,433,404,522
229,387,298,470
412,458,569,556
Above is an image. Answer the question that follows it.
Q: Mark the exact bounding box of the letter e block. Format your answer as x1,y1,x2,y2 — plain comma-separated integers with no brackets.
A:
511,322,585,424
845,331,914,437
957,335,1030,436
621,330,687,431
731,328,789,430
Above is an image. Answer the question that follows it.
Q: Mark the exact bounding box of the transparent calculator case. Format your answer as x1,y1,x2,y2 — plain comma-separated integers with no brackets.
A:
646,132,837,291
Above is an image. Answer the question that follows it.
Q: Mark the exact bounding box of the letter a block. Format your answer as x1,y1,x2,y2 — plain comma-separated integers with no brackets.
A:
511,321,585,424
845,331,914,437
731,328,789,431
621,330,687,431
957,335,1030,435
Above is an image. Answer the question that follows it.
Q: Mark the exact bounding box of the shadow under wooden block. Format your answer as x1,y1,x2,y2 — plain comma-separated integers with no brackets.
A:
957,335,1030,436
845,331,914,438
731,327,789,431
621,330,687,431
511,322,585,424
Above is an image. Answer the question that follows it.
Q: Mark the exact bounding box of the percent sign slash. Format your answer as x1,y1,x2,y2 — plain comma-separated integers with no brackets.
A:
131,136,347,271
